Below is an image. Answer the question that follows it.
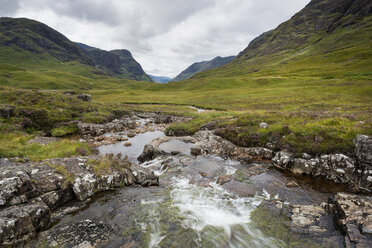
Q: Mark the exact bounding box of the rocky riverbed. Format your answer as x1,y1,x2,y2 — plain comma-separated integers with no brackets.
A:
0,112,371,247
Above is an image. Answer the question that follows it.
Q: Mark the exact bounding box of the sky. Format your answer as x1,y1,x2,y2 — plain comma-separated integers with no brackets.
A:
0,0,311,78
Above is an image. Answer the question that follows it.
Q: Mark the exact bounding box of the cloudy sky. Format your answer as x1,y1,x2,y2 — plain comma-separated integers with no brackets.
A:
1,0,310,77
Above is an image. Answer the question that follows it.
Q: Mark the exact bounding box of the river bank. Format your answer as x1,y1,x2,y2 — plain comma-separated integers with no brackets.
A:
0,112,371,247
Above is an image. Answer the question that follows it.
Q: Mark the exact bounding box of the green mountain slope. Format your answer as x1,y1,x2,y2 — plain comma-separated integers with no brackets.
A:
172,56,236,81
0,17,153,89
185,0,372,82
76,43,152,82
0,17,92,65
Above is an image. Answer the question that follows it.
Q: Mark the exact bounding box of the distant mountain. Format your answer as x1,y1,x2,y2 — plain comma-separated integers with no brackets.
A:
76,43,152,82
149,75,171,83
172,56,235,82
0,17,92,65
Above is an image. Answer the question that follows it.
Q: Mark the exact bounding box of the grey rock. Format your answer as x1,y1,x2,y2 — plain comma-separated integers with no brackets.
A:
76,94,91,102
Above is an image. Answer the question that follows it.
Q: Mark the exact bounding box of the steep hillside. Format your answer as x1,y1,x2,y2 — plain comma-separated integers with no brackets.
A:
0,17,92,65
75,42,152,81
110,49,152,82
0,17,154,89
172,56,235,81
186,0,372,81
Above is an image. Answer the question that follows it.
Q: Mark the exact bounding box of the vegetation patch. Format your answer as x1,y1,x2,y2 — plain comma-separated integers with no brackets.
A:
51,124,79,137
88,154,131,176
0,132,91,161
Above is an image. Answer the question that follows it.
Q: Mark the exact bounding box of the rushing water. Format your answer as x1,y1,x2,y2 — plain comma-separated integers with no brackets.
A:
51,119,339,247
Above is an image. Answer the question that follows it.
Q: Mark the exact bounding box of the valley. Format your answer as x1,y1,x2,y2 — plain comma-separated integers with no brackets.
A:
0,0,371,247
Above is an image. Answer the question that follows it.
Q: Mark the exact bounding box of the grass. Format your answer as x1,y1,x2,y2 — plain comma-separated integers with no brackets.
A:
49,163,75,187
0,132,91,161
88,154,131,176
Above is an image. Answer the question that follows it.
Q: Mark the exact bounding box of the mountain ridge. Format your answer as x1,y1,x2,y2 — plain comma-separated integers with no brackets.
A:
172,55,236,82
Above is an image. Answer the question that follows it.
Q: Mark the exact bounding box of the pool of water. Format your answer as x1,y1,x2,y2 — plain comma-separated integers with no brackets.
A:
98,130,164,162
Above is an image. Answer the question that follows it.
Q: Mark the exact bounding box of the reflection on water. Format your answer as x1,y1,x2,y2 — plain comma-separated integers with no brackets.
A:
98,131,164,162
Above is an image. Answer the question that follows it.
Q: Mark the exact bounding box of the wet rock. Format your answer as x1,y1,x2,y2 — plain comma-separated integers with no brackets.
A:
40,188,74,210
254,199,345,247
331,193,372,247
0,203,51,247
286,181,300,187
127,132,136,138
216,174,232,185
76,94,91,102
124,142,132,147
37,219,113,248
222,181,257,197
137,144,162,163
133,170,159,187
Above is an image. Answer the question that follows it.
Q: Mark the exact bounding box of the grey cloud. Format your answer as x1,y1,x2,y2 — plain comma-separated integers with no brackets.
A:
0,0,20,16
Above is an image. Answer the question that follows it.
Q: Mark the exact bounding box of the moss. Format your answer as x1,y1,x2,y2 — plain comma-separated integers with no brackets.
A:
0,132,92,161
51,125,78,137
49,163,75,188
88,154,131,176
251,203,325,248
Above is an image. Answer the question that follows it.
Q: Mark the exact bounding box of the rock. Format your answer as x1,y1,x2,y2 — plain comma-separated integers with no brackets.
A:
254,199,344,247
127,132,136,138
286,181,300,187
76,94,91,102
138,144,161,163
0,204,51,246
272,151,371,191
331,193,372,247
355,135,372,165
133,170,159,187
216,174,232,185
259,122,268,129
200,121,216,130
191,143,203,156
0,105,14,119
37,219,112,248
154,115,172,124
124,142,132,147
0,170,33,207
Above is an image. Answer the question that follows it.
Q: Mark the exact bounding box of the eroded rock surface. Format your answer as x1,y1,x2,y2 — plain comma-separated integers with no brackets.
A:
0,156,158,247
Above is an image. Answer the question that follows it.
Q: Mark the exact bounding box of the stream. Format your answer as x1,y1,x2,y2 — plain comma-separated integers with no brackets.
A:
50,118,346,248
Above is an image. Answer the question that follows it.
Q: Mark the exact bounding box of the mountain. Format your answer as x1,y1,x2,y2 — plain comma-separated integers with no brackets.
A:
149,75,171,83
186,0,372,81
0,17,152,87
75,43,152,82
172,56,235,82
0,17,92,65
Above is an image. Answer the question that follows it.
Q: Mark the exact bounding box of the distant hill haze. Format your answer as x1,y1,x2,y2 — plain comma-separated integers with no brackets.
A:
149,75,172,83
76,43,152,82
172,56,236,81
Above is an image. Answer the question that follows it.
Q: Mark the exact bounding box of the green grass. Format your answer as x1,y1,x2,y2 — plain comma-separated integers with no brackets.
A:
88,154,131,176
0,132,91,161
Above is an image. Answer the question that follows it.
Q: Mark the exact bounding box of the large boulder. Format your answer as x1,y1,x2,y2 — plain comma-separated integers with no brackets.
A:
331,193,372,247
